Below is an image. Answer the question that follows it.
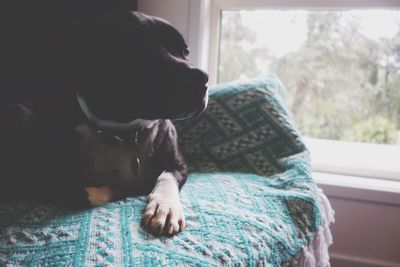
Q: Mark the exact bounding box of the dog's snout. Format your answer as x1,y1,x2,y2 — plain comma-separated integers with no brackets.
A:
190,68,209,85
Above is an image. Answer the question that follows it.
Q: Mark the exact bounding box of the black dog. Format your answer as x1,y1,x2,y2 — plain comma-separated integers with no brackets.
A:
0,10,208,235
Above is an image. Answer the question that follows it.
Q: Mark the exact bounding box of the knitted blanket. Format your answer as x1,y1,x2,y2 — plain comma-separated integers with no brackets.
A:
0,75,334,266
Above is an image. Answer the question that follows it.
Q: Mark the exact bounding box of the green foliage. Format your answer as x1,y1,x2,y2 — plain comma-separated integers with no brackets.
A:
219,12,271,83
368,64,378,86
344,116,398,144
218,11,400,145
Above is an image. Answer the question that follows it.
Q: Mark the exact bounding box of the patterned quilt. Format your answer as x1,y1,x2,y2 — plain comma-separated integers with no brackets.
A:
0,75,333,266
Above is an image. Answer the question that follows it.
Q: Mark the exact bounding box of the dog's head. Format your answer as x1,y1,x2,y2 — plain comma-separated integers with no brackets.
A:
72,10,208,124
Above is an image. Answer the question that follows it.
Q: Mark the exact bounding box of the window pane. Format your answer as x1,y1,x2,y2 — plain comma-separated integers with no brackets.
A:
219,10,400,145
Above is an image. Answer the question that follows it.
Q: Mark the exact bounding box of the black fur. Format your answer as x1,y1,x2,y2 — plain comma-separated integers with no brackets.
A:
0,9,208,207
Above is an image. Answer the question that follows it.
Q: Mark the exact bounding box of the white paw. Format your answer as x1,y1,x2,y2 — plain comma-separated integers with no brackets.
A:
141,193,185,235
141,172,185,235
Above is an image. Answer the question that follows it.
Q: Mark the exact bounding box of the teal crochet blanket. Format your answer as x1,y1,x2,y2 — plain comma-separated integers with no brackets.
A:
0,75,333,266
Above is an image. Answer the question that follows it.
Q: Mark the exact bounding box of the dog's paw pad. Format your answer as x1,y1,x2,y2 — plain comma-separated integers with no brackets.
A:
85,186,112,206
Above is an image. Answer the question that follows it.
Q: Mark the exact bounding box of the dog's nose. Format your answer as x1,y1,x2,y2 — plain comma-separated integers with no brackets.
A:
190,68,209,85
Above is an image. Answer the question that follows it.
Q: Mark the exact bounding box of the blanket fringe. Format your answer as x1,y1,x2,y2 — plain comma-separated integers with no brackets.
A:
288,189,335,267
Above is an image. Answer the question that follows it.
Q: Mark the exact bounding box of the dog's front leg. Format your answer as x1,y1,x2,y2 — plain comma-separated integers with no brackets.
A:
141,171,185,235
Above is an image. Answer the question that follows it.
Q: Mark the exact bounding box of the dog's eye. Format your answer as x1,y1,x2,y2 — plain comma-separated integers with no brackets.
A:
171,47,189,59
182,47,190,58
180,47,189,59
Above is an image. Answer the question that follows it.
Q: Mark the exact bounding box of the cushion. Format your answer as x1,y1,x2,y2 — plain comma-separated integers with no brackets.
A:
175,74,307,176
0,75,333,266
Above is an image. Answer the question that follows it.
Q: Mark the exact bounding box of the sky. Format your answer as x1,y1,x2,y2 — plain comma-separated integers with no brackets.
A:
229,10,400,57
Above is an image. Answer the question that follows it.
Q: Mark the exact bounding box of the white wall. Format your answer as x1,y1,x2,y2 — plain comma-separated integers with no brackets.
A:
319,181,400,267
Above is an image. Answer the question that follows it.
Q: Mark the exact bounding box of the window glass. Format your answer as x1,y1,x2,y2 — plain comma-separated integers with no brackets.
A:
218,10,400,145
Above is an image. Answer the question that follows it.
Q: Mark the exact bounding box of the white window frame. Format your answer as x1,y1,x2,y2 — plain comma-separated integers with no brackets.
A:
194,0,400,182
207,0,400,84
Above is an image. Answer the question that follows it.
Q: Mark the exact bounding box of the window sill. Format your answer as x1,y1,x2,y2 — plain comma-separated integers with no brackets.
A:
304,137,400,182
314,172,400,205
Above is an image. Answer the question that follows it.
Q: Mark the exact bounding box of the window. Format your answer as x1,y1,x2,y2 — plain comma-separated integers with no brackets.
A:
219,9,400,145
207,0,400,181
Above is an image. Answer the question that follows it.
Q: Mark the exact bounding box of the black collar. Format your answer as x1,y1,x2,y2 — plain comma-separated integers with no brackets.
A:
76,94,147,175
76,93,156,133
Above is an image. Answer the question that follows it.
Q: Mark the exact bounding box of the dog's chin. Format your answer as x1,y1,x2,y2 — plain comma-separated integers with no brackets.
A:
173,93,208,121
